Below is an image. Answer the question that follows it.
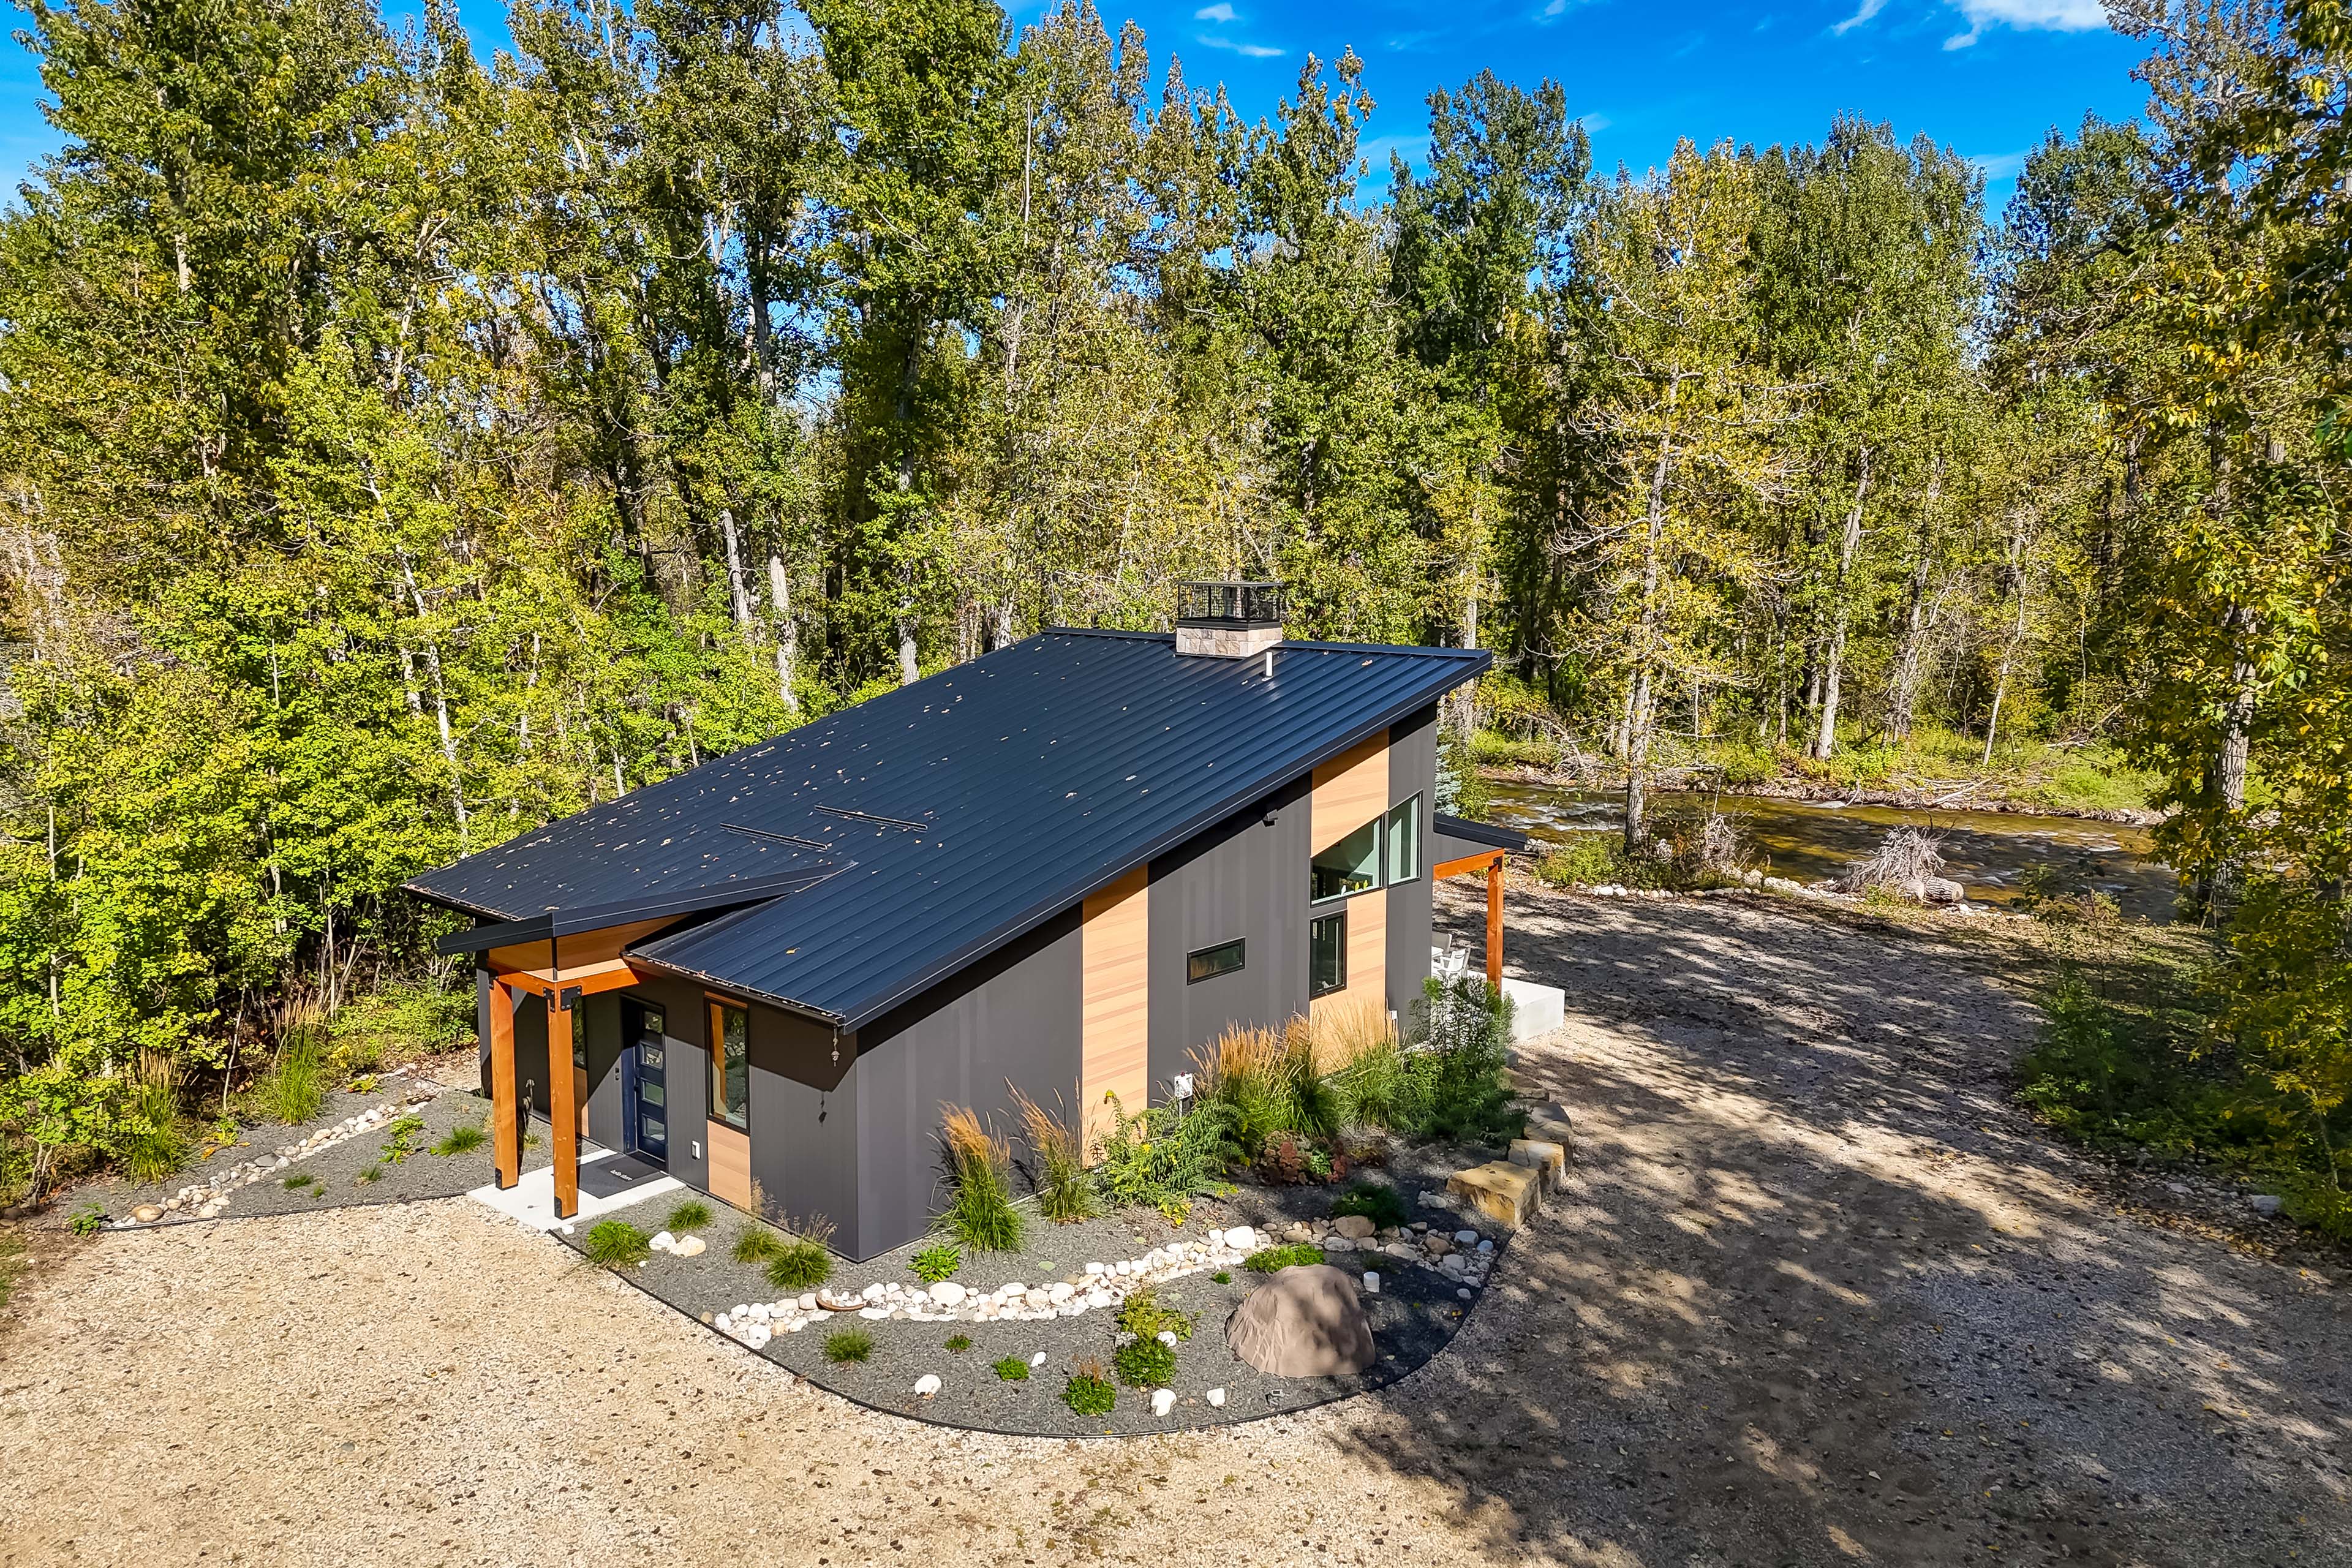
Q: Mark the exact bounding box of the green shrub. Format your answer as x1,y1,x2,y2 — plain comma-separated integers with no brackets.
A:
1113,1337,1175,1387
1245,1243,1325,1272
585,1220,651,1268
938,1106,1026,1252
909,1242,962,1284
992,1355,1030,1381
430,1123,487,1156
1387,978,1525,1145
733,1226,787,1265
258,1025,327,1126
1709,741,1779,787
1193,1020,1337,1156
763,1218,837,1291
1531,834,1629,890
1330,1181,1407,1229
665,1199,712,1232
119,1074,189,1185
68,1207,106,1237
1063,1362,1117,1415
1212,1270,1232,1284
824,1327,873,1364
1115,1285,1194,1344
1012,1088,1097,1222
379,1115,426,1164
945,1332,973,1353
1091,1092,1242,1223
329,981,472,1076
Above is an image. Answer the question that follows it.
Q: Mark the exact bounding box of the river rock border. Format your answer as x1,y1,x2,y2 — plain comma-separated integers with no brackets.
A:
711,1214,1498,1352
116,1086,448,1226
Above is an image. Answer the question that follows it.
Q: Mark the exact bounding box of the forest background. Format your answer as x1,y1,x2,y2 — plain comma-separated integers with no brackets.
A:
2,0,2348,1215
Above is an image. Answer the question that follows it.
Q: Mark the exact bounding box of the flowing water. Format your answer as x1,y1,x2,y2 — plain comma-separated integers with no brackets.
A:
1484,779,2179,923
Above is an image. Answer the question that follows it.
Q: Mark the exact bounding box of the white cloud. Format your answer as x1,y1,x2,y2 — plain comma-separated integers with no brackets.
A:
1947,0,2108,45
1831,0,1889,34
1577,111,1611,133
1194,2,1235,20
1969,148,2029,179
1196,33,1284,57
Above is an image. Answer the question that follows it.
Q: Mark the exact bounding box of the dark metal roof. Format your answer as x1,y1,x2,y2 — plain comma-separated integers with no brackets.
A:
1432,813,1529,855
404,630,1487,1029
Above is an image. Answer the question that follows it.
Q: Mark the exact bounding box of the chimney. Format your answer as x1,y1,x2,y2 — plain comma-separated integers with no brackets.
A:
1175,580,1285,659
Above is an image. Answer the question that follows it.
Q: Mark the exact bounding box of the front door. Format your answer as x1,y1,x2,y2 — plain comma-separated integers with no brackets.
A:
620,1000,669,1164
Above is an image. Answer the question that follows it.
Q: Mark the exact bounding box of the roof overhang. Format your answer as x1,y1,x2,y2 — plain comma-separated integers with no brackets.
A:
429,864,845,956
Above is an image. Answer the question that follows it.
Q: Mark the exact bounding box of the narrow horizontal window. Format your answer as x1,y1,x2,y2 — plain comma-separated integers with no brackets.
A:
1186,938,1246,984
1310,911,1347,998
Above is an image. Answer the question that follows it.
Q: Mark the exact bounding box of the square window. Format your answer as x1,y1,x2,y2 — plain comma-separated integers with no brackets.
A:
1310,911,1347,998
1186,938,1246,983
709,1000,749,1129
1311,816,1382,903
1385,794,1422,884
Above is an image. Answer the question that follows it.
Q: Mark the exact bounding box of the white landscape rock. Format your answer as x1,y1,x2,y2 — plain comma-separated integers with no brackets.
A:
1150,1389,1176,1418
914,1374,941,1398
1223,1226,1257,1253
1362,1271,1381,1294
1205,1387,1227,1408
650,1231,676,1253
928,1281,968,1308
1030,1351,1048,1367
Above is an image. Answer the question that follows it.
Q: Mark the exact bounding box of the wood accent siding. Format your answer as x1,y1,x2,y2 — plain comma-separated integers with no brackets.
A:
1313,885,1388,1027
1080,865,1151,1152
706,1121,752,1209
1310,733,1389,854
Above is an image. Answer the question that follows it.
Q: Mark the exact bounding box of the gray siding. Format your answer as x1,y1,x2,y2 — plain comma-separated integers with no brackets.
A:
1145,772,1313,1089
1384,705,1439,1021
617,975,710,1191
848,907,1084,1261
746,1001,859,1242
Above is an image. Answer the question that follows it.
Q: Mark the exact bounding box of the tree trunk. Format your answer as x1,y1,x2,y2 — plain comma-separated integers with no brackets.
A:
1625,429,1672,853
718,508,756,635
1811,445,1871,761
769,555,799,714
1885,454,1942,742
897,608,919,687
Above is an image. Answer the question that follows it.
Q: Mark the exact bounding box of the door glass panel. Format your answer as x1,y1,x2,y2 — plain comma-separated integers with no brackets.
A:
642,1117,665,1141
642,1044,663,1072
640,1083,664,1107
642,1008,665,1039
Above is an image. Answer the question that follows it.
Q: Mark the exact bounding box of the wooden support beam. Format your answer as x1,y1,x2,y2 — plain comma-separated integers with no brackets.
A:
1486,854,1505,991
1433,850,1504,882
486,956,648,1000
488,976,519,1190
547,987,579,1219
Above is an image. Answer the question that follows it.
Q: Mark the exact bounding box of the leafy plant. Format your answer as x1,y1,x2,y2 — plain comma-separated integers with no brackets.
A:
584,1219,652,1268
1115,1285,1194,1344
1212,1270,1232,1284
1091,1092,1242,1224
1388,978,1525,1145
258,1015,328,1126
992,1355,1030,1381
665,1199,712,1232
1190,1020,1337,1157
430,1122,486,1156
1330,1181,1408,1229
909,1242,962,1284
824,1327,873,1364
1063,1360,1117,1415
1245,1243,1325,1272
1112,1336,1175,1387
938,1106,1025,1251
329,981,471,1076
945,1333,972,1354
732,1226,788,1266
763,1217,837,1291
67,1206,106,1237
1011,1086,1097,1222
379,1114,426,1164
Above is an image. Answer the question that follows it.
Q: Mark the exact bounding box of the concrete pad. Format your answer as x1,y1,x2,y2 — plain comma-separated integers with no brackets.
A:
1446,1161,1540,1228
467,1149,682,1233
1502,978,1565,1042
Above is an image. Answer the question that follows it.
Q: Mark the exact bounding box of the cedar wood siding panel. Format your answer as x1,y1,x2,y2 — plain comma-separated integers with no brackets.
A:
1310,731,1389,1025
1144,773,1312,1092
850,905,1084,1261
1080,868,1151,1153
1383,705,1439,1020
745,1000,859,1242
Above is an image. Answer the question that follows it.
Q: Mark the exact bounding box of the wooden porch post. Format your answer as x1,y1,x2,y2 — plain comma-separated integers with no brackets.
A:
488,976,519,1190
548,987,579,1219
1485,853,1504,992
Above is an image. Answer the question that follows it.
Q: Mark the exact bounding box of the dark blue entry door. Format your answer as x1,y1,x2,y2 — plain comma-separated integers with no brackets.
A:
620,1000,669,1164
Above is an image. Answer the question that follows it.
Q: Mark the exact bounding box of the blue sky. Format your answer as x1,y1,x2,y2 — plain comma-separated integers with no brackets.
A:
2,0,2147,217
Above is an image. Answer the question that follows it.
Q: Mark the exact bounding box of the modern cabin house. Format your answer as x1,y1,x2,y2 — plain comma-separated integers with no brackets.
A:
404,584,1526,1259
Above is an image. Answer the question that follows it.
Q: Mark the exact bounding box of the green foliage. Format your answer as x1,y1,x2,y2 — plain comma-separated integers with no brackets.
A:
1112,1337,1175,1388
1062,1365,1117,1416
1245,1243,1325,1273
1090,1093,1242,1224
1330,1182,1408,1230
1212,1270,1232,1285
119,1073,189,1185
328,983,471,1076
1384,978,1526,1145
938,1107,1026,1253
824,1328,873,1365
909,1243,962,1284
379,1115,426,1164
256,1035,327,1128
355,1164,383,1184
665,1199,712,1233
284,1172,314,1190
430,1123,486,1156
68,1206,107,1237
1011,1088,1096,1223
944,1333,972,1354
1114,1286,1194,1345
1531,835,1646,891
584,1221,652,1268
992,1355,1030,1381
765,1238,835,1292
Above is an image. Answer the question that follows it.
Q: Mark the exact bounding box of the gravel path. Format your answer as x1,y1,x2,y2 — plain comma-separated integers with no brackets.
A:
2,886,2346,1566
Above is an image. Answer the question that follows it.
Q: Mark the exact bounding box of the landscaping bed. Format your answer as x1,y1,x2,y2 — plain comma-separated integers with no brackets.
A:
554,1139,1520,1436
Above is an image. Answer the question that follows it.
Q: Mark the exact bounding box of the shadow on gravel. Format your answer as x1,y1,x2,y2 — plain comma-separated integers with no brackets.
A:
1316,884,2352,1568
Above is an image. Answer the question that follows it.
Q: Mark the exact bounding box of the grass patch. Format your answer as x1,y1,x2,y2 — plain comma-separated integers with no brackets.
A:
992,1355,1030,1381
1112,1337,1175,1387
665,1199,712,1232
1063,1359,1117,1415
733,1226,786,1265
584,1219,652,1268
257,1033,327,1126
430,1123,486,1156
740,1216,835,1291
1330,1180,1408,1230
282,1172,314,1190
909,1242,962,1284
1245,1243,1325,1273
1212,1269,1231,1284
945,1333,972,1354
355,1164,383,1185
1012,1087,1097,1222
824,1327,873,1364
938,1106,1025,1251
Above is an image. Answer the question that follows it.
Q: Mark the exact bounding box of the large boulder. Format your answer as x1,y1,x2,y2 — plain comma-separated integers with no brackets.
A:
1225,1264,1375,1377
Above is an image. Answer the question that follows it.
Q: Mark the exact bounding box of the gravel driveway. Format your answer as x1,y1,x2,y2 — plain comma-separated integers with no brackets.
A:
1,885,2345,1566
